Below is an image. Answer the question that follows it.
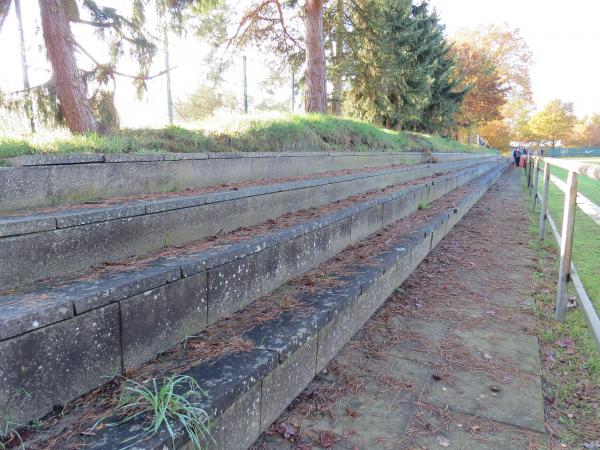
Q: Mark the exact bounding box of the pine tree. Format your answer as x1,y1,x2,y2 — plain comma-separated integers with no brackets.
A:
342,0,463,132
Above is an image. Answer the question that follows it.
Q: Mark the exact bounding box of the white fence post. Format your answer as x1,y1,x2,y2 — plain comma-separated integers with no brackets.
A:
539,161,550,239
556,170,578,320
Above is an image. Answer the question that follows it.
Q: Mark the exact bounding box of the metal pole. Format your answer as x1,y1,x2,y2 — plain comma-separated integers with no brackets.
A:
163,23,173,125
539,161,550,239
291,67,295,113
531,158,540,210
556,170,578,320
243,56,248,114
15,0,35,133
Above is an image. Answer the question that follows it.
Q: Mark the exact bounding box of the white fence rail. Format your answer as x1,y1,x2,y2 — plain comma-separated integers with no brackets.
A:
526,156,600,350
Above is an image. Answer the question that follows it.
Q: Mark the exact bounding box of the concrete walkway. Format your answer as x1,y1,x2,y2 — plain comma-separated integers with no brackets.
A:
254,167,548,449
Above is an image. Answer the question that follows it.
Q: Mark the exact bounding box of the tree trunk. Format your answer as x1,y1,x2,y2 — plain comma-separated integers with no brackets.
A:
0,0,11,34
38,0,96,134
304,0,327,113
331,0,343,115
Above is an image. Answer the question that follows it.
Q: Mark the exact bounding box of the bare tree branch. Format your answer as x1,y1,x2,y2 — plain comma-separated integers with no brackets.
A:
227,0,304,54
69,17,113,28
74,40,177,81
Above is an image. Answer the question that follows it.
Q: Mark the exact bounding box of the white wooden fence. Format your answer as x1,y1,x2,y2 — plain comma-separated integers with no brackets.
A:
526,156,600,349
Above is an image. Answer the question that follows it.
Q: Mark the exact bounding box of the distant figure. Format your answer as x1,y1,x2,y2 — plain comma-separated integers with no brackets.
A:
540,148,544,157
513,148,520,165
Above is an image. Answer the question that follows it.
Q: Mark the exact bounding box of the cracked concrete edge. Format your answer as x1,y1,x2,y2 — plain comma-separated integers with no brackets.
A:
0,152,432,212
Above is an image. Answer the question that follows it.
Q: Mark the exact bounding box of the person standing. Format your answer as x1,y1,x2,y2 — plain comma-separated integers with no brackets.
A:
513,148,519,165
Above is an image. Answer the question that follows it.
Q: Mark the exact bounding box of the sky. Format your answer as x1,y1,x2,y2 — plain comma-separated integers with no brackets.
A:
428,0,600,118
0,0,599,129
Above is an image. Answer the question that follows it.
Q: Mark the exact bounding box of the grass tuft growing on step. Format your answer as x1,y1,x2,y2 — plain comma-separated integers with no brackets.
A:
108,375,214,450
0,113,496,159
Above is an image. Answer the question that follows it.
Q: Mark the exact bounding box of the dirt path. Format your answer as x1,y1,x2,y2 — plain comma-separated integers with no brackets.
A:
254,167,549,449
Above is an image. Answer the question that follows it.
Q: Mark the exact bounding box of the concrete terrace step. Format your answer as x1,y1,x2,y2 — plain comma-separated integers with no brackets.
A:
0,151,488,212
0,158,496,290
0,160,505,427
15,162,508,450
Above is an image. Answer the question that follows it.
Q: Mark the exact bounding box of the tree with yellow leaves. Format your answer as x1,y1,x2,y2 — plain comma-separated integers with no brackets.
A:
529,100,577,147
479,120,512,152
566,114,600,147
450,24,533,148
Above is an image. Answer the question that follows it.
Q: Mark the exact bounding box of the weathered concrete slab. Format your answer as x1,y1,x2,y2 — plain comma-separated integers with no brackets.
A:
254,162,548,450
0,241,185,335
204,383,262,450
7,153,105,167
316,266,390,372
70,163,508,450
260,337,318,430
246,301,328,363
0,304,121,426
120,273,208,368
350,202,384,242
386,316,450,364
0,292,73,340
54,204,146,228
260,345,432,450
0,214,56,237
382,188,411,226
428,367,546,433
298,281,362,322
0,162,506,431
103,153,166,163
0,151,446,212
0,161,475,338
453,328,541,375
87,350,276,450
208,244,280,324
67,265,182,315
0,160,499,289
408,408,547,449
187,349,278,418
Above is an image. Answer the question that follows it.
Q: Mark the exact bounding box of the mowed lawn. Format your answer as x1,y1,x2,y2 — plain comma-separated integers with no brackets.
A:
549,159,600,206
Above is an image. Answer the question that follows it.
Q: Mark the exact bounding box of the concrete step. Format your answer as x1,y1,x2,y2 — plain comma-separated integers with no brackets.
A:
2,151,480,212
11,162,508,450
0,160,505,428
0,159,494,290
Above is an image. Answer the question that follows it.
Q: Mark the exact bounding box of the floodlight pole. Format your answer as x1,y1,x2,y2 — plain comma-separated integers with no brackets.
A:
243,56,248,114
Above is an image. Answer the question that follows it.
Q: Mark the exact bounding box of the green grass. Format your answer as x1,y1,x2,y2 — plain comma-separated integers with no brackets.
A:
0,410,23,450
548,163,600,206
107,375,214,450
0,113,495,159
536,173,600,319
524,175,600,445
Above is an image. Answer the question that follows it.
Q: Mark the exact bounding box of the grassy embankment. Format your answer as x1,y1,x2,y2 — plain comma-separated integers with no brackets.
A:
0,113,495,159
525,168,600,445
